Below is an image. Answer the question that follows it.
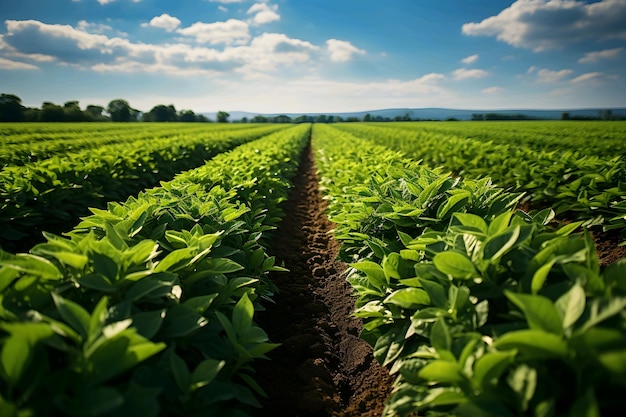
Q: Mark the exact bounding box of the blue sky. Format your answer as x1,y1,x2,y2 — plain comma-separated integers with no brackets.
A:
1,0,625,113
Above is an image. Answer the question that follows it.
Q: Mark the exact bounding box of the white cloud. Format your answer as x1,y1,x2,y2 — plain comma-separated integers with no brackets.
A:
536,68,573,83
247,3,280,25
208,0,243,3
97,0,115,4
177,19,250,45
461,54,479,64
578,47,623,63
218,6,228,12
0,57,39,70
142,14,181,32
482,86,503,94
462,0,626,51
570,72,606,84
453,68,488,80
326,39,365,62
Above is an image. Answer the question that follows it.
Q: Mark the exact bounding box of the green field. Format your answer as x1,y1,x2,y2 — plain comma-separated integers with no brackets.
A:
1,121,625,417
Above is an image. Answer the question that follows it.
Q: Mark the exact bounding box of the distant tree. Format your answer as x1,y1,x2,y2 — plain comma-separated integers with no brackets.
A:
275,115,291,123
471,113,484,121
240,116,248,123
23,107,41,122
0,93,26,122
107,99,132,122
63,100,86,122
345,117,360,122
86,105,106,121
178,109,197,122
561,112,570,120
251,115,268,123
145,104,177,122
40,102,65,122
196,114,211,122
316,114,327,123
363,113,372,122
217,111,230,123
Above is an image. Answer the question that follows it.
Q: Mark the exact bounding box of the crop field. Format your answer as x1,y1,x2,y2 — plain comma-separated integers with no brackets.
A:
1,121,625,417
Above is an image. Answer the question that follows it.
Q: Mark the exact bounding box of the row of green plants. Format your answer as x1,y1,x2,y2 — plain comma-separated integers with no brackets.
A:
0,124,259,167
0,124,288,252
313,124,626,417
381,121,626,157
0,123,311,416
335,123,626,242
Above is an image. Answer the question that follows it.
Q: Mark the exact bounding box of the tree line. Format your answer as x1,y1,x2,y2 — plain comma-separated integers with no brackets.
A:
0,94,220,123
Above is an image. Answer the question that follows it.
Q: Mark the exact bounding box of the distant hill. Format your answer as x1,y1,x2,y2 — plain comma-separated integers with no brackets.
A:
203,108,626,122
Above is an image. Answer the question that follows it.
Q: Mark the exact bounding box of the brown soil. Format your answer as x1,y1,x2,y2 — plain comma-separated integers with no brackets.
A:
254,143,394,417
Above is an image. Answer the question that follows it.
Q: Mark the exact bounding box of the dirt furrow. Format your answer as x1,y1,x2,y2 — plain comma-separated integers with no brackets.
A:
254,142,394,416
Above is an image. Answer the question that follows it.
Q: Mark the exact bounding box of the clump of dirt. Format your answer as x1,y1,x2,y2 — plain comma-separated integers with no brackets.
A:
254,143,394,417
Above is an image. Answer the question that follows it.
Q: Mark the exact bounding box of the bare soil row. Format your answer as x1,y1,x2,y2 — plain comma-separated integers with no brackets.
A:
254,143,394,416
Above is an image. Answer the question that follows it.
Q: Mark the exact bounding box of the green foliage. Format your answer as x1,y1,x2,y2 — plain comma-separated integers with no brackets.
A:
313,123,626,417
335,122,626,242
0,123,289,251
0,124,310,416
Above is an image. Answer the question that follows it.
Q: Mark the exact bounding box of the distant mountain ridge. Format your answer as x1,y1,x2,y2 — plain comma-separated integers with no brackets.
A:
203,107,626,122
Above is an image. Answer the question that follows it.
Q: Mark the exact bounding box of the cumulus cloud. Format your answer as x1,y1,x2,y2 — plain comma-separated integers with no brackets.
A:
570,72,606,83
326,39,365,62
0,19,327,78
461,54,479,64
462,0,626,51
0,57,39,70
142,14,181,32
177,19,250,45
482,86,503,94
535,68,573,83
453,68,488,80
578,47,622,63
247,3,280,25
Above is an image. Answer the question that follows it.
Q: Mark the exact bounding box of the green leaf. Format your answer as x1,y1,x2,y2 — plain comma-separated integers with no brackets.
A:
352,260,388,290
555,284,586,329
418,360,464,383
530,260,556,294
132,309,166,339
577,297,626,334
473,350,516,388
232,292,254,334
436,191,470,220
52,293,91,340
58,387,124,416
0,254,61,279
384,288,430,309
169,349,190,392
453,212,488,234
487,210,515,236
0,323,54,387
482,226,520,261
374,326,406,367
493,330,568,359
201,257,245,274
430,318,451,353
190,359,225,391
505,291,563,335
79,274,115,293
183,294,219,314
433,252,477,279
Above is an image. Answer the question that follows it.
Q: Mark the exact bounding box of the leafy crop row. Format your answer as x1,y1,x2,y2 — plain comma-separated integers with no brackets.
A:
335,123,626,242
0,123,259,167
313,124,626,417
0,124,288,252
0,123,310,417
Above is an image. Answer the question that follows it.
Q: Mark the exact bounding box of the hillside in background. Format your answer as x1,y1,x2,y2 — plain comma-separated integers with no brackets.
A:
204,108,626,122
